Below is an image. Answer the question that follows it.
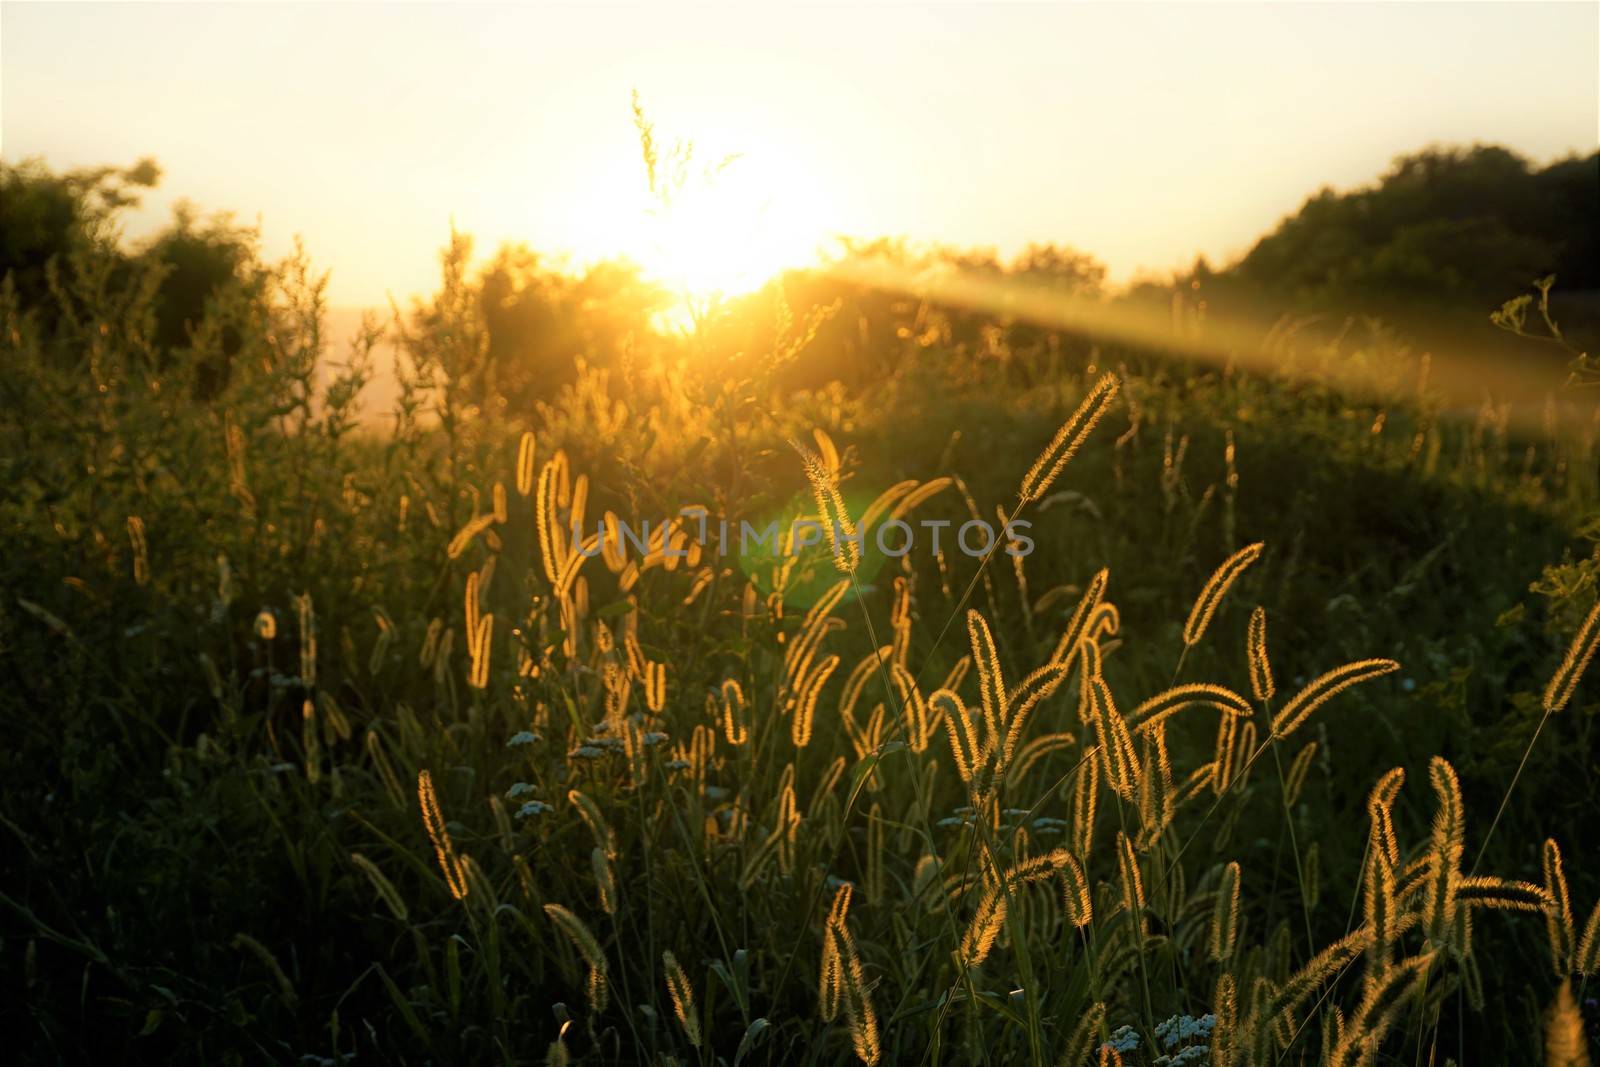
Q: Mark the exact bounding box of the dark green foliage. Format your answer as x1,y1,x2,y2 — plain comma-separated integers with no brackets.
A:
1232,144,1599,308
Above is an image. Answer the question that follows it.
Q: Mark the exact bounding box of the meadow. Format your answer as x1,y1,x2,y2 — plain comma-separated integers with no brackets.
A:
2,155,1599,1067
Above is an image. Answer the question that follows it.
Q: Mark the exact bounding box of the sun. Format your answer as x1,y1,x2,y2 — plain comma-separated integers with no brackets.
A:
634,151,830,305
550,119,838,318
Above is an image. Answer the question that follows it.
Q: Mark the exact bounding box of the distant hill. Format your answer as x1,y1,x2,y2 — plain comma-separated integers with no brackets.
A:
1227,144,1598,313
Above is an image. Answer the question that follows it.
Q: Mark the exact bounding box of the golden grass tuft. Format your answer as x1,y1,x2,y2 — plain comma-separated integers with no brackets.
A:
1578,896,1600,976
417,768,468,900
1545,598,1600,713
1018,373,1120,504
1544,838,1575,974
1211,860,1242,961
1183,542,1264,648
515,430,537,496
662,950,701,1047
791,436,861,574
1059,1001,1107,1067
1246,604,1274,702
1545,979,1593,1067
1271,658,1401,739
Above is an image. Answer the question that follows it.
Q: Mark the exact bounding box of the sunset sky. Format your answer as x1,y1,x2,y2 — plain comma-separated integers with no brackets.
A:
4,1,1596,307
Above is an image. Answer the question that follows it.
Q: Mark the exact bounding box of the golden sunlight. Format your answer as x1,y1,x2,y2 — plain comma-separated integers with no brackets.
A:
635,150,832,302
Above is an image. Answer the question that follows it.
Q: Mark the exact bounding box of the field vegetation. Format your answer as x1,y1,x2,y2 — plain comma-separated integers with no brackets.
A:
2,143,1598,1065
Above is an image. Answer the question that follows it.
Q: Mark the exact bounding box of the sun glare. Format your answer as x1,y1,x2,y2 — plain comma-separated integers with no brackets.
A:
635,151,831,305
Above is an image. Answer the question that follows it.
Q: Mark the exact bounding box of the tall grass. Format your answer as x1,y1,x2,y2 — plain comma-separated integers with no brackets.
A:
1,188,1597,1066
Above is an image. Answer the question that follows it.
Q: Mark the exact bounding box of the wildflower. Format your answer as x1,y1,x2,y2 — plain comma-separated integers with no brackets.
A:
1103,1024,1141,1053
1155,1013,1215,1049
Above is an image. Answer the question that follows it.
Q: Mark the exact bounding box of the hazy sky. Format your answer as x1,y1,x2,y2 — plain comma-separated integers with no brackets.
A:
4,1,1596,306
